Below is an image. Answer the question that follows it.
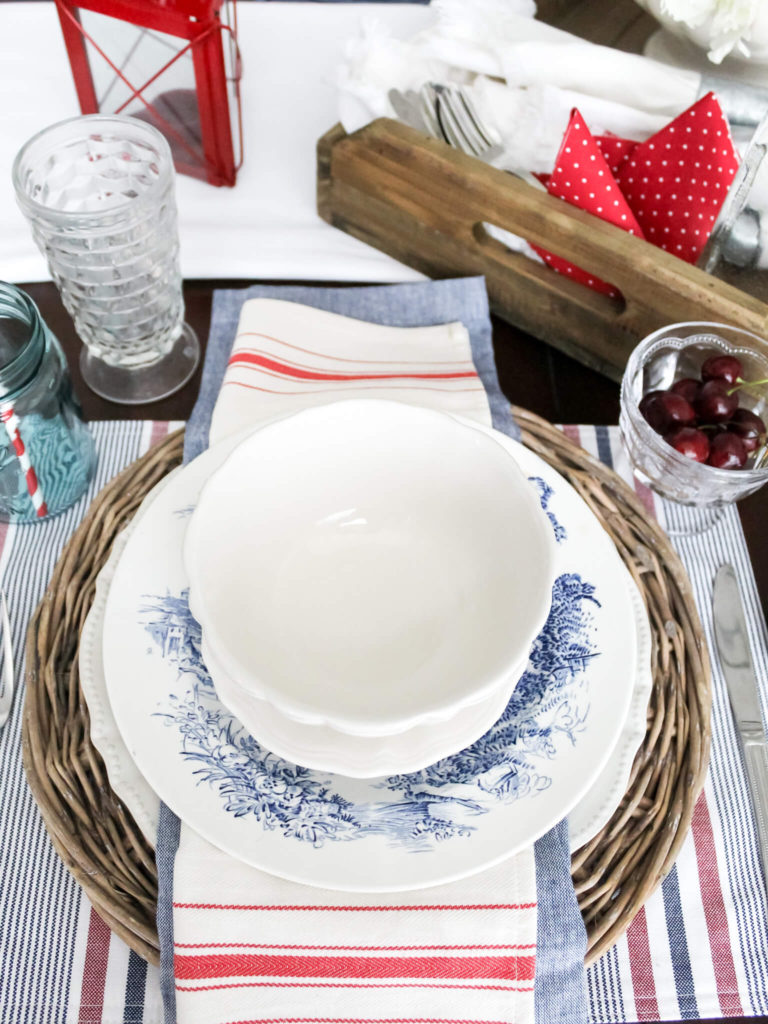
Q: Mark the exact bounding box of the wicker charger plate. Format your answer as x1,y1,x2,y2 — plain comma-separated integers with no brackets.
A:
22,409,711,967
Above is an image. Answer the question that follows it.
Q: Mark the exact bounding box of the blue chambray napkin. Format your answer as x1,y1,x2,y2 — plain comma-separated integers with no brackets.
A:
156,276,587,1024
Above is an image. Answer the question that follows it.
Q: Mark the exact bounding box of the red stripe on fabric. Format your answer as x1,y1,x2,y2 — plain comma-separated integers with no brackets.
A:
233,347,477,381
235,332,476,368
77,908,111,1024
227,351,477,383
176,981,535,993
175,943,537,951
175,953,536,982
632,476,657,518
691,793,745,1016
0,522,10,559
173,903,536,911
625,907,660,1022
560,425,582,448
150,421,170,448
222,380,485,397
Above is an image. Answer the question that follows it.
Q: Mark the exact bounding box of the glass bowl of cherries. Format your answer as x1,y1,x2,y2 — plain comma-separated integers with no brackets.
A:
620,322,768,506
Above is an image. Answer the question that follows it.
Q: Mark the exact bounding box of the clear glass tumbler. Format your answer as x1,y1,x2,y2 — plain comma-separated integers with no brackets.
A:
12,115,199,405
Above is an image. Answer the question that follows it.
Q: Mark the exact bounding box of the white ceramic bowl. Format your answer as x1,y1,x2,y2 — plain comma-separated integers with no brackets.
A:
184,400,556,737
204,637,527,777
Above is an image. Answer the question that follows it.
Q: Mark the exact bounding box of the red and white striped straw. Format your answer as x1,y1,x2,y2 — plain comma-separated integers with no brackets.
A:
0,405,47,519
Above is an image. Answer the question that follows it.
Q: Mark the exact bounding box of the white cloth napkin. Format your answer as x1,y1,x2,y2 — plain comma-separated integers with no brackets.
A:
171,298,538,1024
338,0,704,174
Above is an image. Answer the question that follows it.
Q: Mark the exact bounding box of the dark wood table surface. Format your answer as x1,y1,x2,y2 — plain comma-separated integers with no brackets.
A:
20,278,768,1024
22,278,768,626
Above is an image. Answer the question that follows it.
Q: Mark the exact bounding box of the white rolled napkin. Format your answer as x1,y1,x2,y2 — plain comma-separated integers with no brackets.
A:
338,0,702,151
172,298,538,1024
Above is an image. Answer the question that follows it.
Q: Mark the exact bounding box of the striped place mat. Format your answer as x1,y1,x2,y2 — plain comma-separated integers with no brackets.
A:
574,425,768,1023
1,420,766,1023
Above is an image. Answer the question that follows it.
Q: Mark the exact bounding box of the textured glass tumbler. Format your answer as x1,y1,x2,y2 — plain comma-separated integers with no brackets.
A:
620,322,768,507
12,115,199,404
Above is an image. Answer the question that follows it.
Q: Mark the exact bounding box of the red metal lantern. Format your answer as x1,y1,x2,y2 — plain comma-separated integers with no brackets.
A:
54,0,242,187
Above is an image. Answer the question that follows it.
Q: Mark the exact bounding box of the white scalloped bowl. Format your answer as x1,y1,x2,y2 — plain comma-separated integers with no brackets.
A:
203,636,528,777
184,400,556,738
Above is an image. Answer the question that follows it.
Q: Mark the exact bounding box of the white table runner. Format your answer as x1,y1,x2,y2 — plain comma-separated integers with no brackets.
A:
0,1,428,284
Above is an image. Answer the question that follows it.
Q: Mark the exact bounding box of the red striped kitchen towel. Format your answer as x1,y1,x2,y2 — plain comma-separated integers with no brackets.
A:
170,296,539,1024
210,297,493,439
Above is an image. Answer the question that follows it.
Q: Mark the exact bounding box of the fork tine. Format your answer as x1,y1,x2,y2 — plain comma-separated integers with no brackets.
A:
456,87,499,152
444,86,486,156
416,85,443,142
430,83,479,156
432,87,464,151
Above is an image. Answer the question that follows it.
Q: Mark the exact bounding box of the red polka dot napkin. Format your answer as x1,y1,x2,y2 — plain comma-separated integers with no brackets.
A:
534,92,739,297
531,113,644,298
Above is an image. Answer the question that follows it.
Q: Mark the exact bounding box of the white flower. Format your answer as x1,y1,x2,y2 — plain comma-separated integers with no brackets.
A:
660,0,761,62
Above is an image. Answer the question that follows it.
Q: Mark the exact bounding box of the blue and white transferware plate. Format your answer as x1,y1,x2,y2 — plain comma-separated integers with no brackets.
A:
103,423,641,891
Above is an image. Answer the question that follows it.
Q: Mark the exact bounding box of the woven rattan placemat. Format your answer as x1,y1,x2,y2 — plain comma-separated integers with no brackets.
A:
21,409,712,967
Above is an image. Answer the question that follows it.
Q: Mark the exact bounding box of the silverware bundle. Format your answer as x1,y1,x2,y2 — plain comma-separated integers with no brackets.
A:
388,82,546,192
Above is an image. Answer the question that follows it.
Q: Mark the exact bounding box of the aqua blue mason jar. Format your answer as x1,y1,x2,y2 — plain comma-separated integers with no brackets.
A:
0,283,95,522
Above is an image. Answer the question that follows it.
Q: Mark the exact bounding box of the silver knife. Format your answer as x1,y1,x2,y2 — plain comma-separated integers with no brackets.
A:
713,564,768,889
0,589,13,728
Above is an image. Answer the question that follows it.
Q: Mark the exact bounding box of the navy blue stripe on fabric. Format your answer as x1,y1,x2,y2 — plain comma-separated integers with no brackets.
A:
157,801,182,1024
601,945,625,1024
595,424,614,469
661,865,699,1018
124,950,148,1023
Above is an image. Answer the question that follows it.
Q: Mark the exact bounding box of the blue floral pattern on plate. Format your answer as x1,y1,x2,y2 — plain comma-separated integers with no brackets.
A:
142,561,599,851
529,475,567,544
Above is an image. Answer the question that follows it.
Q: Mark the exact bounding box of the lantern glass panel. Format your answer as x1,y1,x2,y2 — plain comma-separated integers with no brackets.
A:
76,7,207,177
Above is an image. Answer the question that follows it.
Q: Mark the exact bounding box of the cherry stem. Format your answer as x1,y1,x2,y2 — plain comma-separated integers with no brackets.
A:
726,376,768,396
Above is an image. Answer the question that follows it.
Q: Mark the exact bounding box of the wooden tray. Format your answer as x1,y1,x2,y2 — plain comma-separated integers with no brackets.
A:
317,117,768,382
22,414,711,968
316,0,768,380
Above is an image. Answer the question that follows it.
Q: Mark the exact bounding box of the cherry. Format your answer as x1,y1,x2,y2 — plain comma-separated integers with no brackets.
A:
727,408,767,453
640,391,696,434
694,379,739,423
670,378,701,404
701,354,743,385
664,426,710,462
707,432,747,469
638,389,664,412
637,343,768,471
